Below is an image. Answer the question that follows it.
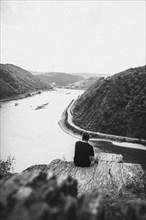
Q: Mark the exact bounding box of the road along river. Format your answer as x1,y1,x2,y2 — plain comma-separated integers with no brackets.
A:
1,89,146,172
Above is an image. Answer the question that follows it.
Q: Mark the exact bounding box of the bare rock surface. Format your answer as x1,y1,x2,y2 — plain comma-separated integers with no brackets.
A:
0,153,146,220
26,153,145,196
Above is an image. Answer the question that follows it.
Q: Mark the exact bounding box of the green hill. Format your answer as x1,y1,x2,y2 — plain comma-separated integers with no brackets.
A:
35,72,84,87
72,66,146,139
0,64,52,99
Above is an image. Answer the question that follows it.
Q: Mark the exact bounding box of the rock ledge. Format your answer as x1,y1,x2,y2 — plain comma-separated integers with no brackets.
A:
0,153,146,220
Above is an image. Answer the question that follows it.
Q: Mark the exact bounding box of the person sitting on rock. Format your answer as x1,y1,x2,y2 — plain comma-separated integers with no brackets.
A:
74,132,95,167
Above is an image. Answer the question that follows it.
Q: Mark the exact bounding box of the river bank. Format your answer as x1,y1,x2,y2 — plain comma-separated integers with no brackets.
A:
0,89,53,103
58,100,146,149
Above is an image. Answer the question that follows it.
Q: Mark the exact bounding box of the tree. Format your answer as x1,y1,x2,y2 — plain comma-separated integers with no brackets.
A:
0,155,15,179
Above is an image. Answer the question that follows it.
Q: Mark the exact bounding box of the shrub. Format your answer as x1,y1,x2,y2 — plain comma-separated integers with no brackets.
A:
0,155,15,179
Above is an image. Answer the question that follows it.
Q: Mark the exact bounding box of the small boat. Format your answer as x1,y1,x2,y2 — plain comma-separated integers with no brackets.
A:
15,103,19,106
35,103,49,110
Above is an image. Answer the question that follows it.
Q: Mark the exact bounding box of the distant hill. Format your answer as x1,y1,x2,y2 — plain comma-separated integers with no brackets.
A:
66,77,105,90
72,66,146,139
34,72,84,87
70,72,109,79
0,64,52,99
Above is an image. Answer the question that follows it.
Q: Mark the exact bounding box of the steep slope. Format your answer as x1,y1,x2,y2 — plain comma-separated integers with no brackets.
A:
35,72,84,87
0,64,51,99
72,66,146,139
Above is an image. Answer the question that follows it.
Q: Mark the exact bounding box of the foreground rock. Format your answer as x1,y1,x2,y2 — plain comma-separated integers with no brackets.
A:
25,153,145,196
0,172,105,220
0,153,146,220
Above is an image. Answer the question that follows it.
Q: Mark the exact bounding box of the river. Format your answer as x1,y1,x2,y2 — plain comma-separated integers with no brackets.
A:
0,89,146,172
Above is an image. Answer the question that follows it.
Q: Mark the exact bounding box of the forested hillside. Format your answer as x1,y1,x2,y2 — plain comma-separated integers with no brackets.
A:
35,72,84,87
0,64,52,99
72,66,146,139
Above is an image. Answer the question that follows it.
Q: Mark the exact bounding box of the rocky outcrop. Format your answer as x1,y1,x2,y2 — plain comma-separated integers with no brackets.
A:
0,153,146,220
26,153,145,195
0,171,105,220
24,153,146,219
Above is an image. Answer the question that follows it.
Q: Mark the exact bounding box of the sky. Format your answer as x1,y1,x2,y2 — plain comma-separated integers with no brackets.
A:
0,0,145,75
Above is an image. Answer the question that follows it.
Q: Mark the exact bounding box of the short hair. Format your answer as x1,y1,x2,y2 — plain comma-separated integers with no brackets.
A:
82,132,90,141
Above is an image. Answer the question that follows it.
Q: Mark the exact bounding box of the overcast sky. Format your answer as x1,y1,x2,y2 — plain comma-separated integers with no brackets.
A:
1,0,145,75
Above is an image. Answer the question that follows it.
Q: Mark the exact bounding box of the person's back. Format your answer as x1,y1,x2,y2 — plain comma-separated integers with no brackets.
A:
74,132,95,167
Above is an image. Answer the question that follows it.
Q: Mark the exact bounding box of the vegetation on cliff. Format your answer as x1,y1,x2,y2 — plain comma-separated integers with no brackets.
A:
0,64,52,99
72,66,146,139
0,156,15,179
